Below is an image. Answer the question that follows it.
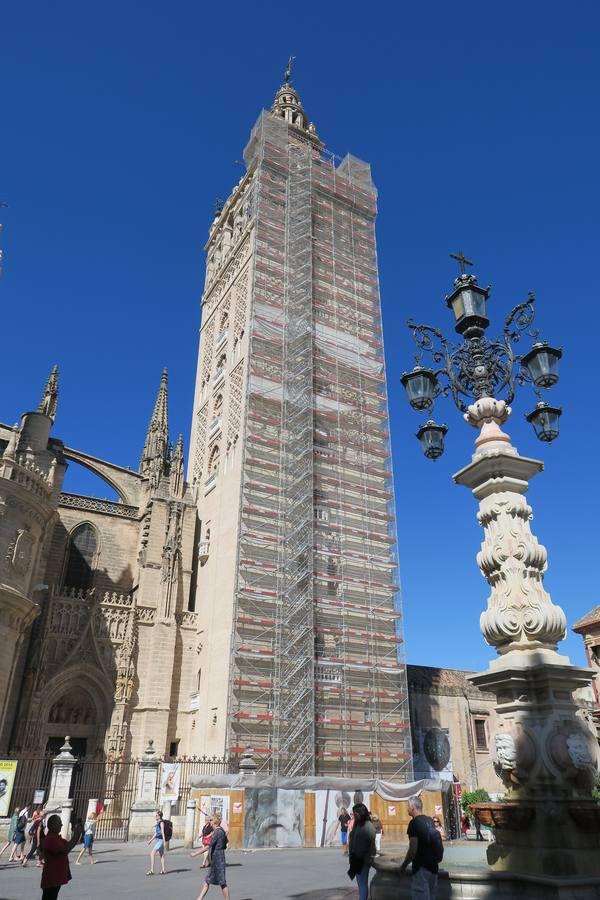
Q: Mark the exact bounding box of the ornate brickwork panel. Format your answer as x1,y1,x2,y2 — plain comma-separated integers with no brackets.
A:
234,268,249,342
227,362,244,445
200,319,215,395
192,403,209,486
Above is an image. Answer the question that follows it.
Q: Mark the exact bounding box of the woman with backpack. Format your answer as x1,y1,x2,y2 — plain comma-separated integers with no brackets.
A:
146,811,167,876
197,813,230,899
347,803,376,900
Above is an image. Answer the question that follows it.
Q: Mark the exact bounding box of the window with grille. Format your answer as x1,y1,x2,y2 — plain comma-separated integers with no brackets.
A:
473,718,488,751
64,523,98,590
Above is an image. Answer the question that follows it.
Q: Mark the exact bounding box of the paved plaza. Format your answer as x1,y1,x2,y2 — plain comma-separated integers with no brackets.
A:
0,842,489,900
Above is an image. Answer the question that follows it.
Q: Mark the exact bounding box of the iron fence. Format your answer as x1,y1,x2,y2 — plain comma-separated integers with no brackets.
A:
3,751,231,841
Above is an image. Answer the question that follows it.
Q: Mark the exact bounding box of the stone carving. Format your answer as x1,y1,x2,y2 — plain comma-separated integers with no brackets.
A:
59,493,138,518
456,404,569,655
175,610,199,629
567,731,596,770
495,732,517,770
136,606,155,625
11,528,36,575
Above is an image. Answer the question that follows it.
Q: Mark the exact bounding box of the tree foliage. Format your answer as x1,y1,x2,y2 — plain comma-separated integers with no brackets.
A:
461,787,491,814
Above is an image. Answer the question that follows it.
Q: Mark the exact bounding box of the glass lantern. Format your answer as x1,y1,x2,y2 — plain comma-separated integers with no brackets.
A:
526,402,562,442
416,421,448,460
521,342,562,388
445,275,490,337
401,367,437,410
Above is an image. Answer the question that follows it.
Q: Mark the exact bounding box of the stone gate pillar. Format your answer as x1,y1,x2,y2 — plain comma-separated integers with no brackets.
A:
47,736,76,838
129,739,160,840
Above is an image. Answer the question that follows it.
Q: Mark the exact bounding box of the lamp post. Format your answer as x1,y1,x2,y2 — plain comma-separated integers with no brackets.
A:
401,256,600,887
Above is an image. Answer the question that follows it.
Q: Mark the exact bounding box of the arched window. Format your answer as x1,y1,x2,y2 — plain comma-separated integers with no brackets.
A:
208,444,220,475
64,523,98,591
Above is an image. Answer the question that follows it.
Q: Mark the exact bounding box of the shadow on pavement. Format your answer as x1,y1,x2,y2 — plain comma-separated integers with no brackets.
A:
289,888,356,899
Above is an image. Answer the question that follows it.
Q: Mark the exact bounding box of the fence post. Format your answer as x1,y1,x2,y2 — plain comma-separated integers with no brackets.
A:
184,799,197,848
128,739,160,841
47,737,76,838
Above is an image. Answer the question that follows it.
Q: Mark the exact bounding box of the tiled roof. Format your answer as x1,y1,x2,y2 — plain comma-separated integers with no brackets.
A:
573,605,600,632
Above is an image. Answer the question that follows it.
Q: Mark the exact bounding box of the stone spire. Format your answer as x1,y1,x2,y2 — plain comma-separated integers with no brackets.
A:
140,368,169,480
38,365,59,422
270,62,322,147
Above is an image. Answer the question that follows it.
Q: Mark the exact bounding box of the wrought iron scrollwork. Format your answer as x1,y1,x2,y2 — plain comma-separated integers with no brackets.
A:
408,293,539,414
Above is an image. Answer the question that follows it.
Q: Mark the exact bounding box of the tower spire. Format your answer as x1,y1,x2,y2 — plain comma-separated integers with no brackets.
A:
140,368,169,480
38,365,59,422
270,61,322,148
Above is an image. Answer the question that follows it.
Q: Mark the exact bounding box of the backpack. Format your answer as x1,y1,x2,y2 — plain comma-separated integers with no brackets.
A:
425,819,444,863
162,819,173,841
16,815,26,832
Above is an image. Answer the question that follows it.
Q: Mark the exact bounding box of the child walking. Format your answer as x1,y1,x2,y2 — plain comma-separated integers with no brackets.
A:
75,811,96,865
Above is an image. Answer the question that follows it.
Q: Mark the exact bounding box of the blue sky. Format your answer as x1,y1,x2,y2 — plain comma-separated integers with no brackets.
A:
2,1,598,671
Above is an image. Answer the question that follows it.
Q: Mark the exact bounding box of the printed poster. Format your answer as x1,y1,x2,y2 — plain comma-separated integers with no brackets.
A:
314,788,371,847
0,761,18,817
159,763,181,802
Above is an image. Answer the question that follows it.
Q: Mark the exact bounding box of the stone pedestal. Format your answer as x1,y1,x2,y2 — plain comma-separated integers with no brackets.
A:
184,799,197,848
45,736,76,835
59,798,73,840
371,859,600,900
129,739,160,841
450,398,600,887
48,736,76,805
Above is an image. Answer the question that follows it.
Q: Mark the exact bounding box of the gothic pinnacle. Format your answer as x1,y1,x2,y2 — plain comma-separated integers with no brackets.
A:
140,368,170,477
38,365,59,422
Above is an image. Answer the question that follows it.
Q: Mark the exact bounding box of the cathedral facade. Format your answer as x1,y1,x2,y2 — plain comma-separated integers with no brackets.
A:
0,367,198,759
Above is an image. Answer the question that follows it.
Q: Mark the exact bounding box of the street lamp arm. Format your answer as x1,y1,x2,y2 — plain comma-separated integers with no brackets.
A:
503,292,539,346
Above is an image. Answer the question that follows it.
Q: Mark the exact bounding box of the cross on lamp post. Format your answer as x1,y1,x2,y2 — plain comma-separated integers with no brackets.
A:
449,250,474,275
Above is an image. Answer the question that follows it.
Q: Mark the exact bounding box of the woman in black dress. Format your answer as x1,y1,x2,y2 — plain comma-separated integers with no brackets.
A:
197,813,230,900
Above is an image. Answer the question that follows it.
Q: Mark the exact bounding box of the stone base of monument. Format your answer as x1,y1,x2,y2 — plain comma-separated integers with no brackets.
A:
128,801,159,841
371,858,600,899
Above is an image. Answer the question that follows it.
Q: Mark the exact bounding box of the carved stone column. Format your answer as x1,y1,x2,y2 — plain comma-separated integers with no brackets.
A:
454,398,600,879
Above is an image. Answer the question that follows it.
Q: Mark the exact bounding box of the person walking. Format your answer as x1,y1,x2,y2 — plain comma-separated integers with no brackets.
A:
146,810,166,875
40,814,83,900
0,807,19,857
335,806,351,854
22,806,43,867
347,803,375,900
473,812,484,842
75,811,97,865
9,807,28,861
432,816,447,840
372,814,384,856
197,813,230,899
191,816,214,868
399,795,442,899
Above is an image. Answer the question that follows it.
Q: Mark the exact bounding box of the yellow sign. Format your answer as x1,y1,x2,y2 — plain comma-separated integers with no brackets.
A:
0,761,18,817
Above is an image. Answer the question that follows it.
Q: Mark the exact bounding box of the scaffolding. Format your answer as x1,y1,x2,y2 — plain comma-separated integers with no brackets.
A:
225,111,412,779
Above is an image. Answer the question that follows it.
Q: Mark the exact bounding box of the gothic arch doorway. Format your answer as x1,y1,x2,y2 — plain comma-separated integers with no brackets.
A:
41,672,111,758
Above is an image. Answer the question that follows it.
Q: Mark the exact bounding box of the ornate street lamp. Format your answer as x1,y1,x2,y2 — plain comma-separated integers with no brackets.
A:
415,420,447,460
400,255,600,888
402,252,562,460
400,366,437,410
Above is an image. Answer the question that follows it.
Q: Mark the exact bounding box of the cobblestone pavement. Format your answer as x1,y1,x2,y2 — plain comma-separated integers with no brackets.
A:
0,841,488,900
